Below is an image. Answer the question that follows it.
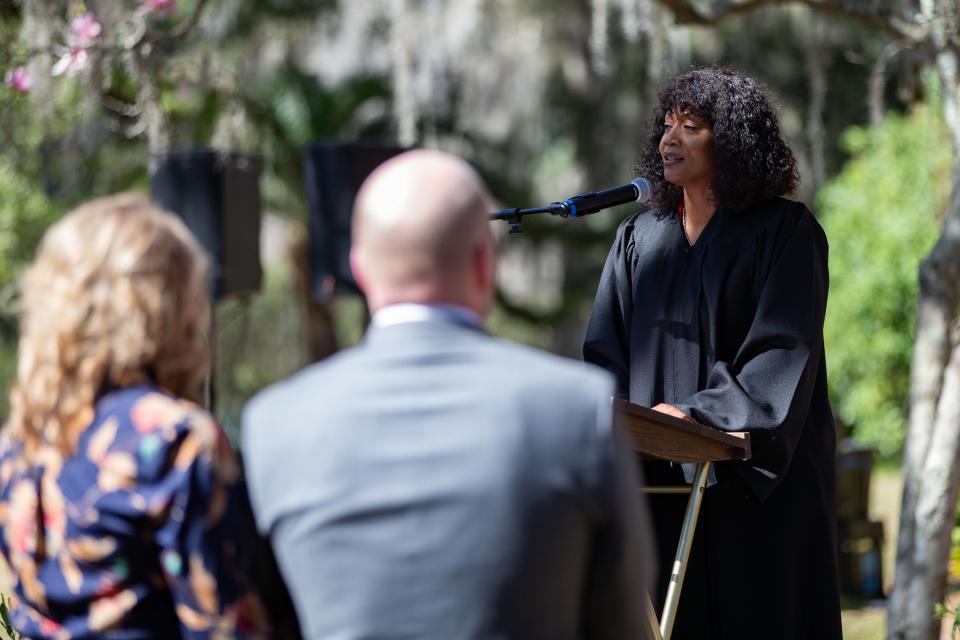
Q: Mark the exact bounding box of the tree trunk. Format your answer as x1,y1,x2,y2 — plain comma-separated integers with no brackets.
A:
132,50,171,164
20,0,58,109
869,44,902,127
389,0,417,147
888,51,960,639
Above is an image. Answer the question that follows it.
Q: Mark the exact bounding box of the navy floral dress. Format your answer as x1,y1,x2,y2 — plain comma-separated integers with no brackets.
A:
0,385,269,638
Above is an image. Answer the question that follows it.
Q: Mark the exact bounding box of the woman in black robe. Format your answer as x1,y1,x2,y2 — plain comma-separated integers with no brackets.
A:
583,68,842,639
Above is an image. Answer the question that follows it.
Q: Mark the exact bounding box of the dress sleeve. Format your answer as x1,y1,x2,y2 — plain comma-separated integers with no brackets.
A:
674,208,829,499
148,411,270,639
583,217,637,396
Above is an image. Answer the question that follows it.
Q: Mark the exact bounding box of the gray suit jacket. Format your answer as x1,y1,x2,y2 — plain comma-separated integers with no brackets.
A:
242,318,652,640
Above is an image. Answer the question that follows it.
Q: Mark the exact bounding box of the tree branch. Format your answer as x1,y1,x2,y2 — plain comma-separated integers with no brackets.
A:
140,0,210,47
657,0,924,44
869,42,904,126
19,0,211,60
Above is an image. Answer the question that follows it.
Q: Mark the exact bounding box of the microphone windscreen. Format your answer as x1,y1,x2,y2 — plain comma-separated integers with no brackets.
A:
631,178,652,204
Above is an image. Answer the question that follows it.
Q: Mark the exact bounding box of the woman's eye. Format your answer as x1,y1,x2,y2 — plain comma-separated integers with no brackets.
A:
683,124,697,131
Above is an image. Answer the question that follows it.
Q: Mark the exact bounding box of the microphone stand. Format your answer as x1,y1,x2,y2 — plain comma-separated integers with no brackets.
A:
492,178,650,234
489,203,569,234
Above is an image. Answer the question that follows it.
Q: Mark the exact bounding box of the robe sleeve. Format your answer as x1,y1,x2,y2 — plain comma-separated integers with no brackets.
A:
582,216,637,397
674,207,829,500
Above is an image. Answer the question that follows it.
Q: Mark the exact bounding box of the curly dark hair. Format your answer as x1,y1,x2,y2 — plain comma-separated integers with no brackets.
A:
636,67,799,214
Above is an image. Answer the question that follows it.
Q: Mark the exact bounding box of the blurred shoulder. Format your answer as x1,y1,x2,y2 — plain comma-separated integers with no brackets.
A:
97,386,217,440
725,197,824,247
88,386,237,482
750,197,817,228
243,346,358,428
240,345,377,467
479,339,618,459
483,336,616,400
605,208,677,260
762,197,826,244
615,208,669,239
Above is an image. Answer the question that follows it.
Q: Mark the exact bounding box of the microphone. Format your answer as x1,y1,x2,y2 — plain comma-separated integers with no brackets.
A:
551,177,652,219
489,177,652,233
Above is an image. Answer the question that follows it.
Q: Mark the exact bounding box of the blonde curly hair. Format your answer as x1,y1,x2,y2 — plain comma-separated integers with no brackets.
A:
7,193,211,458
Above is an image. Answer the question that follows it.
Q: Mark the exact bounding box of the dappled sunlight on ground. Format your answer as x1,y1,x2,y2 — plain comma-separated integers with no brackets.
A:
842,605,885,639
839,467,960,639
841,467,900,640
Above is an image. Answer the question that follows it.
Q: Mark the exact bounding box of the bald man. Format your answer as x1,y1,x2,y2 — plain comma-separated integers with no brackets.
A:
242,150,653,640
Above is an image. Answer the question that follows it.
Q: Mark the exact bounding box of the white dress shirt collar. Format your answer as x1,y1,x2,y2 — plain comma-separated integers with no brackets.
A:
371,303,483,330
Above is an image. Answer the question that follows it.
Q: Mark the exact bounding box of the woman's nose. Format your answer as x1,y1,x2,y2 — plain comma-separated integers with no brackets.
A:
660,128,677,148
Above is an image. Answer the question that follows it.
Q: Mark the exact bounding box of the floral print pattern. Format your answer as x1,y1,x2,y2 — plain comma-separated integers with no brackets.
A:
0,385,268,638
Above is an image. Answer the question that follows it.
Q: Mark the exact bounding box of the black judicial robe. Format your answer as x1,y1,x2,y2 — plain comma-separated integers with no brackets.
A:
584,197,842,639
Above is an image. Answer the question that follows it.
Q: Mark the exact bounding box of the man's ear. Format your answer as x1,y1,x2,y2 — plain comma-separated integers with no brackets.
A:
473,233,496,296
349,247,366,294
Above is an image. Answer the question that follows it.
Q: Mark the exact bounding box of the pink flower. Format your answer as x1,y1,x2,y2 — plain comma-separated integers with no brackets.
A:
39,619,64,634
144,0,176,14
52,12,100,77
51,48,89,77
4,66,31,94
70,12,102,45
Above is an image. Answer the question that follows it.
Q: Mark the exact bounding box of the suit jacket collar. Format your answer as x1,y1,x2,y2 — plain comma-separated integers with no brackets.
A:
362,314,487,349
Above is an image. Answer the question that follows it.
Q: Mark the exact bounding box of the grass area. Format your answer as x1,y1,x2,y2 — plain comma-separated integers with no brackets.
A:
843,606,885,640
839,467,960,639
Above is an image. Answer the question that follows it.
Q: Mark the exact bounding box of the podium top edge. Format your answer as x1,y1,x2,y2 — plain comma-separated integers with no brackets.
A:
612,397,751,456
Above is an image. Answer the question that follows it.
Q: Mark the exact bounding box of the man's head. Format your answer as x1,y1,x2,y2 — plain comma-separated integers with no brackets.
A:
350,149,496,317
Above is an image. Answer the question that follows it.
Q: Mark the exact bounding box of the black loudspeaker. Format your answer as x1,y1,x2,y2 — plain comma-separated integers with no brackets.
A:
304,141,407,300
150,149,263,300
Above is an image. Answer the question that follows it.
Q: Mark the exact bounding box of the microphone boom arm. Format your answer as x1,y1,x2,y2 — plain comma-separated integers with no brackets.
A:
489,178,650,234
489,203,568,234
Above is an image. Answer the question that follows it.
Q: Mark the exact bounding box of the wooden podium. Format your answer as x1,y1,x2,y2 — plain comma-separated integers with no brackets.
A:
613,399,752,640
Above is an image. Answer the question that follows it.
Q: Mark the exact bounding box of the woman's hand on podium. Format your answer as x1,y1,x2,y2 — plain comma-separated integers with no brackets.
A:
651,403,692,422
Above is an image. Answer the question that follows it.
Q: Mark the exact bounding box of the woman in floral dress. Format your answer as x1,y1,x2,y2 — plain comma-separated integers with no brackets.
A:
0,193,269,638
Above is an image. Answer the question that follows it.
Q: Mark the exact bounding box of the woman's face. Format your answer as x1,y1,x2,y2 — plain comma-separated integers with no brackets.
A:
659,107,715,192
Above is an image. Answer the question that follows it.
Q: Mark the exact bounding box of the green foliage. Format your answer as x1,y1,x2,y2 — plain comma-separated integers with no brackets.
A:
214,262,309,442
0,593,17,639
0,158,56,290
0,158,57,420
819,94,954,456
935,601,960,639
0,338,17,422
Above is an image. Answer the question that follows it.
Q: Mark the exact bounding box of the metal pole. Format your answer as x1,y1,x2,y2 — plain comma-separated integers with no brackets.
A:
659,461,712,640
644,589,664,640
